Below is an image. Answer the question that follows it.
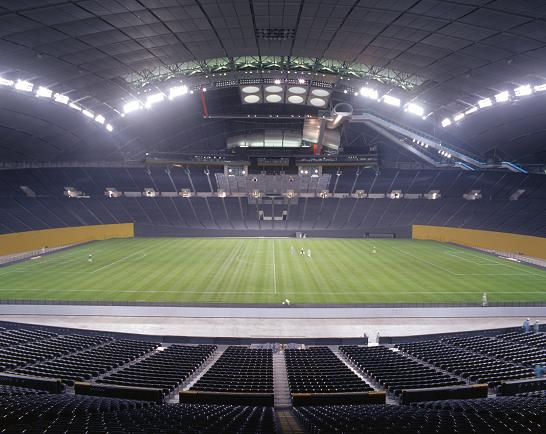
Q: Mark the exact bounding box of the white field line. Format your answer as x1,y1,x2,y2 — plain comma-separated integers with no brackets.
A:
272,239,277,295
447,253,504,266
92,251,147,273
389,244,546,277
440,244,546,277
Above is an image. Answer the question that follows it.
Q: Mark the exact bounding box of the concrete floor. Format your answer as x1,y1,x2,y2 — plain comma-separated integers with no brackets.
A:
2,315,545,340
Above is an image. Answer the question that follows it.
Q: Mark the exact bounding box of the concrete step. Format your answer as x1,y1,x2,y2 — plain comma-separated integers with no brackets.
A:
276,408,306,434
273,352,292,407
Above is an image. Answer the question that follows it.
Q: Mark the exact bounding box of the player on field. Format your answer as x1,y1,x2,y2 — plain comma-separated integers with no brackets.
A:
482,292,488,307
372,245,377,254
290,246,295,256
307,249,312,258
300,248,305,256
88,254,93,263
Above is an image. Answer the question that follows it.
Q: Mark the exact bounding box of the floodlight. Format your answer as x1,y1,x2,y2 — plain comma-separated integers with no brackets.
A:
68,102,81,111
494,91,510,102
465,107,478,115
82,109,94,119
298,78,305,84
105,124,113,132
514,85,532,97
95,114,105,124
35,86,53,98
360,87,378,99
123,100,141,114
453,113,465,122
169,85,188,99
145,93,165,108
14,80,33,92
0,77,14,87
478,98,492,108
274,79,281,85
441,118,452,127
383,95,401,107
405,103,424,117
534,83,546,92
54,93,69,104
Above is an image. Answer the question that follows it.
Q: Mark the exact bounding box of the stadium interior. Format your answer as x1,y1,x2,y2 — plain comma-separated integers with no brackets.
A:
0,1,545,432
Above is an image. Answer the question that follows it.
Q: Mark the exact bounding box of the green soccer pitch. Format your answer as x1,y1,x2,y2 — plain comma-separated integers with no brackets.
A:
0,237,545,305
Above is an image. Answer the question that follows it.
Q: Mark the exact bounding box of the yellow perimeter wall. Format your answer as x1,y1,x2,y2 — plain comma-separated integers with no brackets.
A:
413,225,546,261
0,224,134,256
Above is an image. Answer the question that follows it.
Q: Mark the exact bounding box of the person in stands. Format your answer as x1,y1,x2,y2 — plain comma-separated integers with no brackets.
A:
534,320,540,333
522,318,530,333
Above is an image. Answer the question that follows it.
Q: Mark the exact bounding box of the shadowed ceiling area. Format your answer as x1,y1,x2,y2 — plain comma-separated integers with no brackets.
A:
1,0,546,162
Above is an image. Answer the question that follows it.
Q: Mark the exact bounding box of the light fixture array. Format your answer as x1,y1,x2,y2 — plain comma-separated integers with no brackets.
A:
121,85,190,115
0,76,113,132
354,86,427,120
442,82,546,128
240,79,332,107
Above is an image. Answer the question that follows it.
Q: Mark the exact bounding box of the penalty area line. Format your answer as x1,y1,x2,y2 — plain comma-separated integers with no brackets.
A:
92,250,147,273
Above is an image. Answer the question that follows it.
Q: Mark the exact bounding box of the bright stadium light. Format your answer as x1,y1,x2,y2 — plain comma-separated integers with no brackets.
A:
441,118,452,127
478,98,492,108
465,106,478,115
359,87,378,99
298,78,305,84
169,85,188,99
534,83,546,92
494,91,510,103
0,77,14,87
68,102,81,111
514,84,532,97
123,100,141,114
382,94,401,107
35,86,53,98
14,79,33,92
105,123,113,132
145,92,165,108
405,103,424,117
54,93,69,104
94,114,105,124
82,109,94,119
453,113,465,122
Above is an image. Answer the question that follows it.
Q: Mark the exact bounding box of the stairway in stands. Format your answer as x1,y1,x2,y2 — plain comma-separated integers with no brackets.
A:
273,351,291,407
273,351,307,434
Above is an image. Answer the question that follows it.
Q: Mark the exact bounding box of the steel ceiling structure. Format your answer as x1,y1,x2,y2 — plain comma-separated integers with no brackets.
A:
1,0,546,162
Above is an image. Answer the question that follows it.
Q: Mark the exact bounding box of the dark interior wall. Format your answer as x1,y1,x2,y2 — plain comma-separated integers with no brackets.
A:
134,223,412,239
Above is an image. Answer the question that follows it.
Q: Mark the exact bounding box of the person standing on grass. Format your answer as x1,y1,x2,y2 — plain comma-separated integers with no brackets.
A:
482,292,488,307
523,318,530,333
88,254,93,263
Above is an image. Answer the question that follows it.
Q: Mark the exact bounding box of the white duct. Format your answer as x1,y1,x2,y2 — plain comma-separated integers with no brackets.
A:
326,103,353,129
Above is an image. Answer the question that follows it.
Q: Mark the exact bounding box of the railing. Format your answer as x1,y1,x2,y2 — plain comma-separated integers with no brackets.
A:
474,247,546,268
0,299,544,308
0,246,72,265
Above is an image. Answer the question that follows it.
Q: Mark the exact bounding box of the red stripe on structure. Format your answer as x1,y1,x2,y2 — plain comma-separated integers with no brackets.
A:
200,91,209,117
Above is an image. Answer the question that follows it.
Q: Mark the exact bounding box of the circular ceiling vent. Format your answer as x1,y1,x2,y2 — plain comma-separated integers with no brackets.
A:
241,86,260,94
244,94,261,103
265,85,283,93
265,94,282,103
288,95,304,104
288,86,306,94
311,88,330,97
309,97,327,107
